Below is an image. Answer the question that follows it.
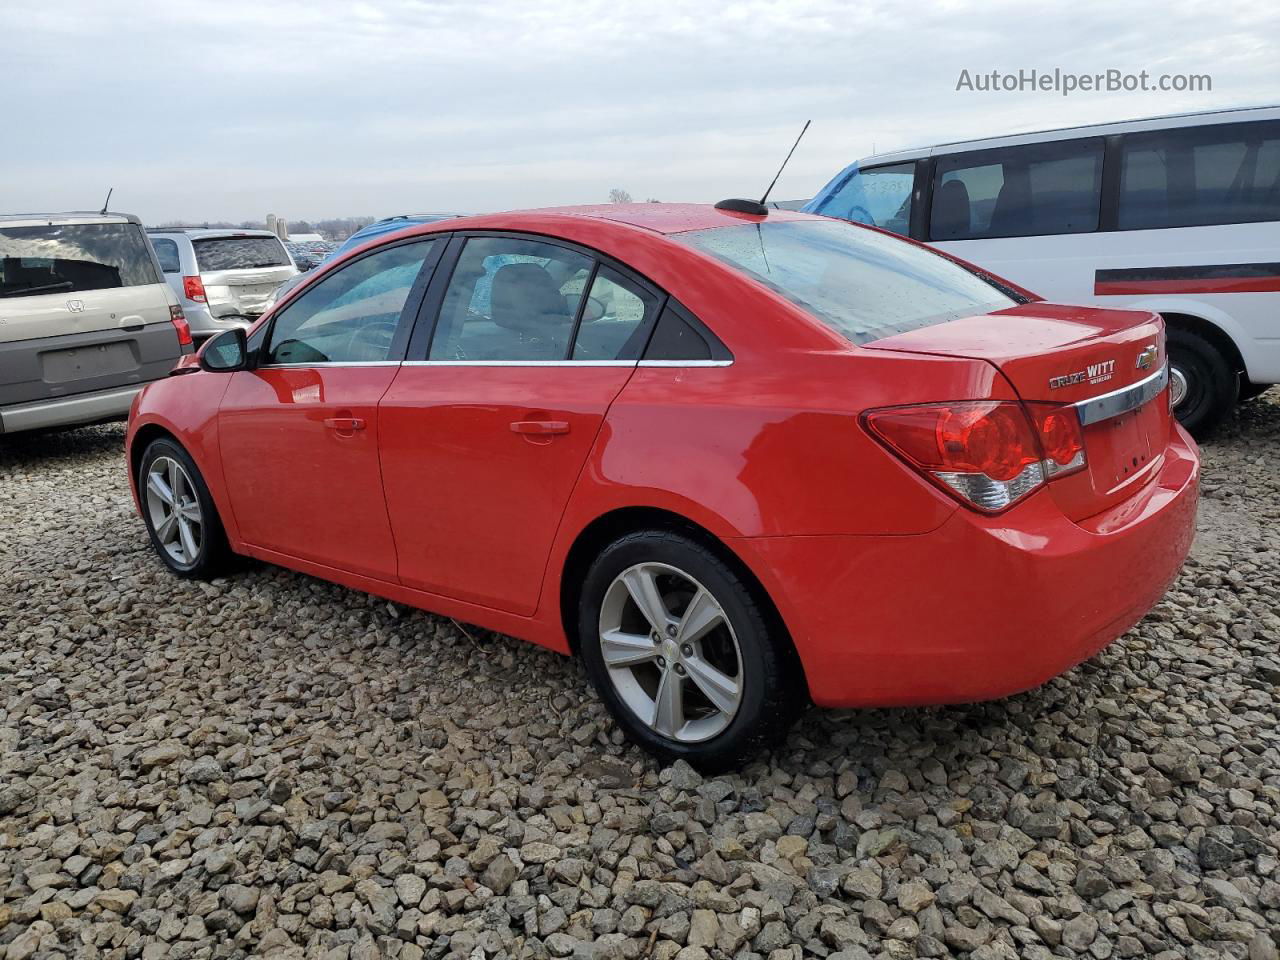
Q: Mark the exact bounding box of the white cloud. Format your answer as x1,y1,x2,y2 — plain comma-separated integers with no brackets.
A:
1,0,1275,222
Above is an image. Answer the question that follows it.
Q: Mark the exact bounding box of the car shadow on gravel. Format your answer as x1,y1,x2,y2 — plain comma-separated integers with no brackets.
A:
0,421,127,468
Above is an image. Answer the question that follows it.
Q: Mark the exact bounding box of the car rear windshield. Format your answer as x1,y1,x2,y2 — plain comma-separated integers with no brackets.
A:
0,221,160,298
677,219,1016,344
193,236,290,271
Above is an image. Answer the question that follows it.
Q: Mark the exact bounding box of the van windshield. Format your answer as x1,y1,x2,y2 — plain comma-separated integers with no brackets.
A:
677,219,1015,344
0,222,160,298
194,236,290,271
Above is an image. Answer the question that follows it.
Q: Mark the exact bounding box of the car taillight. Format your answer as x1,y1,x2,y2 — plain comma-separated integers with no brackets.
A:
864,401,1047,513
1025,403,1087,478
169,305,192,346
182,275,207,303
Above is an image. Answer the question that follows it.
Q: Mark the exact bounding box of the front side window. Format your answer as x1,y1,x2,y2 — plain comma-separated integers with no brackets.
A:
194,236,290,272
430,237,593,360
679,220,1015,344
809,162,915,236
265,240,435,364
1118,121,1280,229
0,222,160,298
931,138,1103,240
151,238,181,273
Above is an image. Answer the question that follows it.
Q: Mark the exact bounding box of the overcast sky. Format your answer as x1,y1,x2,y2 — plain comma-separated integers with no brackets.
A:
2,0,1276,224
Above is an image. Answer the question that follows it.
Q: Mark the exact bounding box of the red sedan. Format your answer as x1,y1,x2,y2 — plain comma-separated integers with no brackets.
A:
126,204,1198,769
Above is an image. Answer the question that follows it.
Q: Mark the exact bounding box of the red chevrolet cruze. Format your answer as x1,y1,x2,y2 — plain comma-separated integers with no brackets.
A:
126,204,1198,769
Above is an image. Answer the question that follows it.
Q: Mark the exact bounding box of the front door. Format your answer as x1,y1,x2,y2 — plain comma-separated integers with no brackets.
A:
379,235,662,615
218,238,441,580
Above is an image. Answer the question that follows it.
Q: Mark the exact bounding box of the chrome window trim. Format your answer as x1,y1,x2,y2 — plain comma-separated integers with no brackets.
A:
396,359,734,368
256,361,402,369
1072,364,1169,426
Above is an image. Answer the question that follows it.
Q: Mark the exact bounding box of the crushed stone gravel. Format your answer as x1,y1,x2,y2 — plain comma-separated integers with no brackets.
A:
1,395,1278,959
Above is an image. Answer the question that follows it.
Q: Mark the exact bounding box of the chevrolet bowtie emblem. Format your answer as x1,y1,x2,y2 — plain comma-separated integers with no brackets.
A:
1136,344,1158,370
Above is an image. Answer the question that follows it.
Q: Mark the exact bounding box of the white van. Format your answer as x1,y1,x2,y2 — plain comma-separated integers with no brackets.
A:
804,105,1280,435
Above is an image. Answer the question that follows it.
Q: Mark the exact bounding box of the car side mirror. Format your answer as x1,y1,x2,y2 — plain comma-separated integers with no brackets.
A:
199,328,249,373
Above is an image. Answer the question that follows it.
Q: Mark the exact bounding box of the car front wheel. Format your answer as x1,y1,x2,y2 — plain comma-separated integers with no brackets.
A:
139,438,231,579
578,530,802,771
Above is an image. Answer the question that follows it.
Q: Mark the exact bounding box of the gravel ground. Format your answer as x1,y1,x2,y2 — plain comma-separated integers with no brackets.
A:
2,397,1278,960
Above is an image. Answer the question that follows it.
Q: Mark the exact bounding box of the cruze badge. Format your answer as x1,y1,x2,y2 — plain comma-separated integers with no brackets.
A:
66,299,85,313
1135,344,1158,370
1049,359,1116,390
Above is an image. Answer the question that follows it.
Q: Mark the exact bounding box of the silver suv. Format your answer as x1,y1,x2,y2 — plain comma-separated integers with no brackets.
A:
0,213,191,435
147,229,297,342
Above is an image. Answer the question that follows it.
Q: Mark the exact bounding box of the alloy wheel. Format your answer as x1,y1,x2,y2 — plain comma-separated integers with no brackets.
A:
597,562,743,743
145,456,203,565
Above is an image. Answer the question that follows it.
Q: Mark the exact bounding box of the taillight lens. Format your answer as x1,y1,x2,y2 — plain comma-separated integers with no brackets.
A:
865,401,1046,513
1026,403,1086,478
182,275,207,303
865,400,1089,513
169,305,193,346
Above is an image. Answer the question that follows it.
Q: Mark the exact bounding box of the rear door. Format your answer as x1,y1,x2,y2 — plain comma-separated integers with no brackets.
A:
0,219,178,408
218,237,442,580
378,233,663,615
193,234,296,318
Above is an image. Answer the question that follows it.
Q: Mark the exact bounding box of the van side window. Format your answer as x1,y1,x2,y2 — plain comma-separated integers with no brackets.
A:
814,163,915,236
151,238,181,274
931,139,1104,240
1118,121,1280,229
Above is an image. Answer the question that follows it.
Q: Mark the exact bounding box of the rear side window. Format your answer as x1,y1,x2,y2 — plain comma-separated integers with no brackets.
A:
931,138,1103,240
151,238,181,273
1118,121,1280,229
572,266,661,360
193,236,290,271
644,307,712,360
810,162,915,236
0,222,160,298
678,220,1015,345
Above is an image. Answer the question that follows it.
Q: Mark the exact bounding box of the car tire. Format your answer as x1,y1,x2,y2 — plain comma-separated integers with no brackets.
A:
1166,327,1238,438
138,438,232,579
578,530,803,771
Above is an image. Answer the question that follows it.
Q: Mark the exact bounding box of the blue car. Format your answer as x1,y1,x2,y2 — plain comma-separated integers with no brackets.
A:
268,214,460,306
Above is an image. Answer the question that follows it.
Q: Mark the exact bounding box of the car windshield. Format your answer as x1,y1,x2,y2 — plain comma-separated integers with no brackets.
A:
193,236,290,271
677,219,1016,344
0,222,160,297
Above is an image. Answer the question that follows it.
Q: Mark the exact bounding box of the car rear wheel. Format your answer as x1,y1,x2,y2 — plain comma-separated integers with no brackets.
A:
578,530,802,770
139,438,231,579
1166,327,1238,438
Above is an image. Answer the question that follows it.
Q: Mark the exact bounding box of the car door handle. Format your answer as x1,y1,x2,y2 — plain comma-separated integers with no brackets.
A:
324,416,366,432
510,420,570,435
119,314,145,331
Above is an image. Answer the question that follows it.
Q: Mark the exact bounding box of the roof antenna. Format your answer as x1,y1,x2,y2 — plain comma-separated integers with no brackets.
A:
715,120,811,217
99,187,114,215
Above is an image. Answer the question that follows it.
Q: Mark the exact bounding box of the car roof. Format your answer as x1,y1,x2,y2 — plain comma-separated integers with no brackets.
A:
436,203,821,236
1,212,140,227
146,228,282,239
856,102,1280,166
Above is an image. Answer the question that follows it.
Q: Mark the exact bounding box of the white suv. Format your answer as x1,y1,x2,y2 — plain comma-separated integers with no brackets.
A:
147,229,297,343
0,212,191,435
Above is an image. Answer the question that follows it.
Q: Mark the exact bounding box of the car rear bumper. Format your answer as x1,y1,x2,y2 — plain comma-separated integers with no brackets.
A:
1,382,144,434
731,426,1200,708
181,303,258,339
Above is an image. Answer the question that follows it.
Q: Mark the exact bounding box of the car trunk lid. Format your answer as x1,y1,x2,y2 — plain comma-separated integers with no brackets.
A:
865,302,1172,520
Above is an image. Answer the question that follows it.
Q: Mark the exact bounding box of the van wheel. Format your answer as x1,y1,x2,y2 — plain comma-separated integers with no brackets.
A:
1166,328,1238,438
139,438,232,579
578,530,804,772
